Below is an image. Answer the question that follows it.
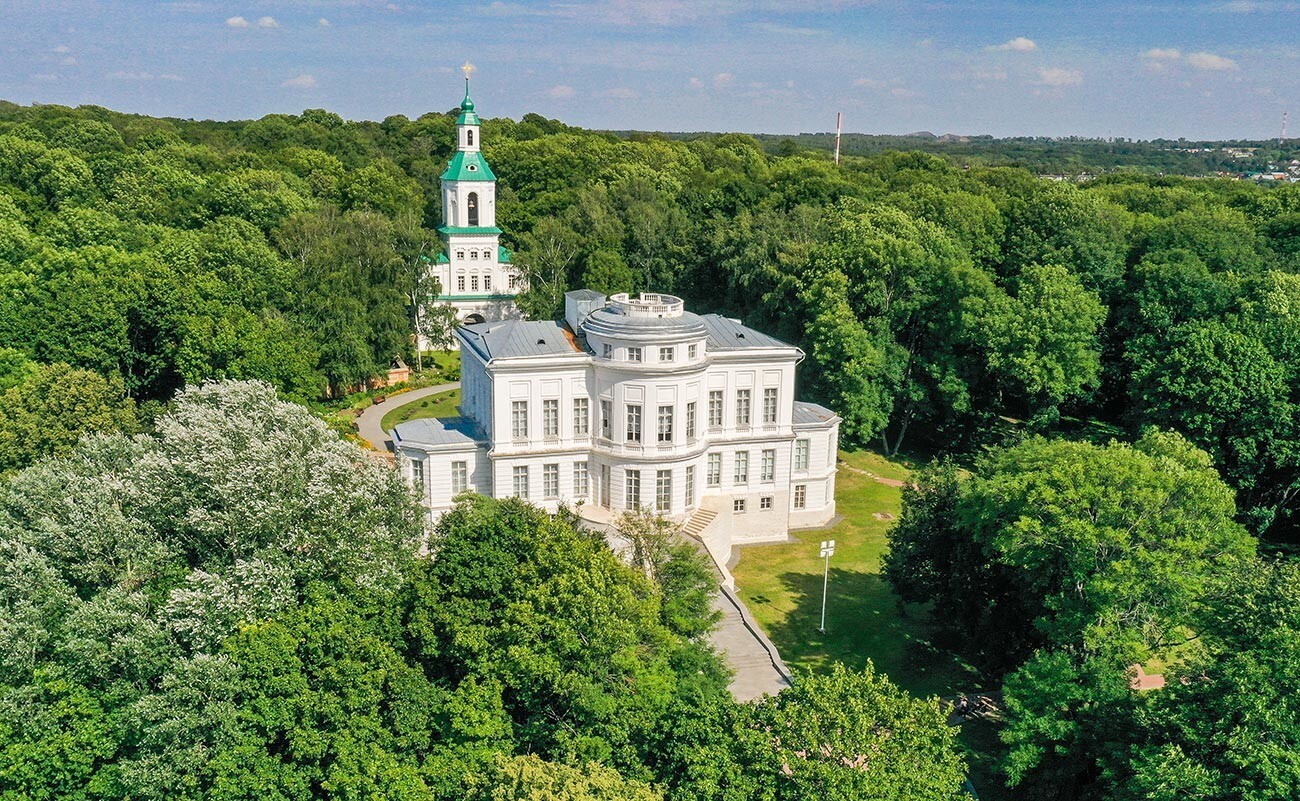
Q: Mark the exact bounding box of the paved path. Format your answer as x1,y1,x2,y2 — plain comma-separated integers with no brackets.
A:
712,585,794,701
354,382,461,452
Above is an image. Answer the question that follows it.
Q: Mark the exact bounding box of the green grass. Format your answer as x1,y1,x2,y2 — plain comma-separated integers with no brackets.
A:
733,448,981,698
379,389,462,432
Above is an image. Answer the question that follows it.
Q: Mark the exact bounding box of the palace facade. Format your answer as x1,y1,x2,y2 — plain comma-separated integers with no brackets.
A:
393,289,840,564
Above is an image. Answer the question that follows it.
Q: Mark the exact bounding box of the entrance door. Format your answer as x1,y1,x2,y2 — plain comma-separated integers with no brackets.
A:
600,464,611,508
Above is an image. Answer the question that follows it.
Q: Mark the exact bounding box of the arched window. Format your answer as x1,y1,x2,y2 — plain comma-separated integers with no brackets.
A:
467,192,479,226
467,129,474,147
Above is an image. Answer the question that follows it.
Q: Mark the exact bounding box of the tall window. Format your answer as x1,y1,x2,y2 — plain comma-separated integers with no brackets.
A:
688,343,698,359
626,404,642,443
483,275,492,291
734,451,749,485
795,439,810,470
625,470,641,510
601,464,610,507
763,388,778,424
736,389,751,427
467,128,474,146
708,391,723,428
543,399,559,438
511,401,528,439
686,402,697,439
451,461,467,494
573,398,589,436
656,470,672,512
471,275,479,291
657,405,673,443
603,343,613,358
627,347,642,363
574,462,589,497
685,465,695,507
467,192,479,226
543,463,559,498
411,459,425,491
659,346,673,362
512,466,529,498
707,453,722,486
457,276,465,292
600,399,611,438
794,484,807,509
761,449,775,482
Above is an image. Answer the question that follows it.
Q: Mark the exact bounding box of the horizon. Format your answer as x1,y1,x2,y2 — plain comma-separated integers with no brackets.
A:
1,1,1297,141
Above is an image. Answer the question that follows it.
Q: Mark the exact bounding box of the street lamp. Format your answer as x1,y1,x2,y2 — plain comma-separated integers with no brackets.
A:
818,539,835,633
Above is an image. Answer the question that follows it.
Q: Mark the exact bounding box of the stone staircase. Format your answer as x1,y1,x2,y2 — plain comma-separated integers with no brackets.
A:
682,508,718,540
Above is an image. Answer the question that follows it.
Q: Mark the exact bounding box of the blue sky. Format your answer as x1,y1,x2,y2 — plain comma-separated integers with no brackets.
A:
1,1,1297,139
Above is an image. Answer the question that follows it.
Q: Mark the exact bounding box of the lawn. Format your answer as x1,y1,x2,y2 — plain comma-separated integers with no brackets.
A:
733,448,981,699
379,388,462,432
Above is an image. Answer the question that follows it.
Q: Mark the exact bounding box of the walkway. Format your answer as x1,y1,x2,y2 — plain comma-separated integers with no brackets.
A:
354,382,461,452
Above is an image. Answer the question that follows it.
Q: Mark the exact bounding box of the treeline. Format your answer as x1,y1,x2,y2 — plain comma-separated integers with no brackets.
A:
0,381,966,800
0,100,1297,538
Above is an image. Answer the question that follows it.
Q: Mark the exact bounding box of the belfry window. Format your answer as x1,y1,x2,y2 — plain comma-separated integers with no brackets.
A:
467,192,479,226
467,128,474,146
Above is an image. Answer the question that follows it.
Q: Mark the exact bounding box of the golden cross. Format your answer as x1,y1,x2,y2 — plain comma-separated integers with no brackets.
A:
461,61,476,80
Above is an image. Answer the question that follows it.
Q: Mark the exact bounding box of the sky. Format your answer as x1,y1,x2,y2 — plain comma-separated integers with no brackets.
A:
1,0,1297,140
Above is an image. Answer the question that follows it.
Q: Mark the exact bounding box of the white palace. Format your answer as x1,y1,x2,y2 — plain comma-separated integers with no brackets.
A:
394,290,840,564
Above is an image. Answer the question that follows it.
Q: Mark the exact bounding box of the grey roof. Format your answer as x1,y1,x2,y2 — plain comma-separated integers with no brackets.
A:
699,314,794,351
391,415,485,449
565,288,606,301
457,319,583,361
580,306,709,340
792,400,839,427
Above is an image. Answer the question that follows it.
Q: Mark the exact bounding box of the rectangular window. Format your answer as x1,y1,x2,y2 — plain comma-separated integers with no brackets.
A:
733,498,747,514
685,465,695,507
411,459,425,491
736,389,751,427
625,469,641,510
513,466,529,499
543,399,559,438
600,399,611,438
543,463,559,498
573,397,589,436
659,346,673,362
471,275,479,292
708,391,723,428
686,402,697,439
763,388,778,424
734,451,749,485
795,439,810,471
656,470,672,512
794,484,807,509
626,404,642,443
483,274,492,291
451,461,467,494
457,276,465,292
508,275,518,290
760,496,773,510
627,347,642,363
601,463,610,506
573,462,589,498
511,401,528,439
707,453,721,486
603,343,613,358
688,343,698,359
657,405,673,443
761,449,776,482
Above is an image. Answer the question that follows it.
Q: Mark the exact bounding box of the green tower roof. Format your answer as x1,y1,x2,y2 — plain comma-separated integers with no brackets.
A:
441,150,496,182
456,80,480,125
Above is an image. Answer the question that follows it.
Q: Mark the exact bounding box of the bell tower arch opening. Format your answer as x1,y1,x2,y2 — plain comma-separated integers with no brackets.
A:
467,192,479,226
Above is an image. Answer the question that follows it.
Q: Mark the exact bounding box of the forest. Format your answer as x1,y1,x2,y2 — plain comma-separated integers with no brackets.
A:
0,98,1299,798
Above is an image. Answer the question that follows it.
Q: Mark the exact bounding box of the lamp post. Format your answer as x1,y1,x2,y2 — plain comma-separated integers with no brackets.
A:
818,539,835,633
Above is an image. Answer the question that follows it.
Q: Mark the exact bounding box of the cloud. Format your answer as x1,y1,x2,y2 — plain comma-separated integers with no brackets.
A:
32,73,59,82
1142,47,1181,59
159,73,184,81
988,36,1037,52
226,15,249,27
318,18,330,26
713,72,734,89
107,70,155,80
547,84,575,99
281,74,318,88
1186,51,1238,70
1036,66,1083,86
890,87,917,98
257,16,279,28
966,68,1008,81
751,22,824,36
53,44,71,53
853,77,887,89
60,56,77,66
688,76,704,89
596,86,638,99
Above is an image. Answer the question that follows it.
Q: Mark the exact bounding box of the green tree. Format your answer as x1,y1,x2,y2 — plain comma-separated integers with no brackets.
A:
0,361,139,473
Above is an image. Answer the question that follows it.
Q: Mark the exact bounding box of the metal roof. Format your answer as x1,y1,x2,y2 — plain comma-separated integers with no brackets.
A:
457,319,584,361
698,314,794,351
391,415,485,449
792,400,840,427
